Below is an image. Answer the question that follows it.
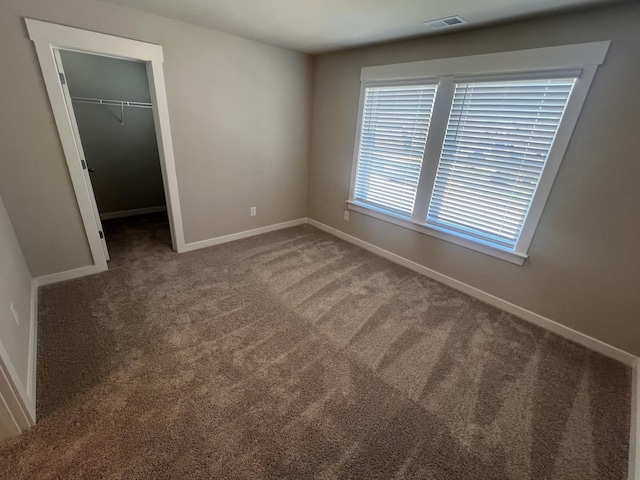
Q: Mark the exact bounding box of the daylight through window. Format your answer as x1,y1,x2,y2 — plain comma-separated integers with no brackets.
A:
348,44,607,263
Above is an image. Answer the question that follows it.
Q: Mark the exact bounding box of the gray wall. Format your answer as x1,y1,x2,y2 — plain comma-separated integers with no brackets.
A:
60,51,165,216
1,0,638,355
308,2,640,355
0,194,33,394
0,0,312,276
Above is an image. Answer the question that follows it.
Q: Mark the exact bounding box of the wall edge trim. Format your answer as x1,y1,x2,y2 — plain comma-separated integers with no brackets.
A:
0,336,34,429
25,280,38,420
307,218,638,366
99,206,167,221
181,218,308,252
630,359,639,480
35,265,101,287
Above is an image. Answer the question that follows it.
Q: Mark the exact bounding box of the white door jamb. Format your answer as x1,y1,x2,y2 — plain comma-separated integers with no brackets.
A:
26,19,186,274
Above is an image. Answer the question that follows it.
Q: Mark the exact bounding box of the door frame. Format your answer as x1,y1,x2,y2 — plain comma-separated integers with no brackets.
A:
52,48,110,262
26,19,186,272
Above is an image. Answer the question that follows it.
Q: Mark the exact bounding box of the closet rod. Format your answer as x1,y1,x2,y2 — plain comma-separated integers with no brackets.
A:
71,97,153,109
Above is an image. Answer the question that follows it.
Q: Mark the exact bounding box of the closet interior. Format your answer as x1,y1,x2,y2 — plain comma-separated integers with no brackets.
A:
59,50,171,261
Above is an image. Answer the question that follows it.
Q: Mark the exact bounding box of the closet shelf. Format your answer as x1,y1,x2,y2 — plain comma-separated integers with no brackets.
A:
71,97,153,109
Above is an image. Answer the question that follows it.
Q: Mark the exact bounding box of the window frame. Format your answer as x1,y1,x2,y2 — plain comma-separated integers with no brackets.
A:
351,79,440,219
347,42,610,265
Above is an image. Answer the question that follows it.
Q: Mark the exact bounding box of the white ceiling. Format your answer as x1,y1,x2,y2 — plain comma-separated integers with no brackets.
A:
101,0,621,53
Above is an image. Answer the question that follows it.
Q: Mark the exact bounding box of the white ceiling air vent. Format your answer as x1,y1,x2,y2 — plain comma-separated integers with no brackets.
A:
423,16,467,30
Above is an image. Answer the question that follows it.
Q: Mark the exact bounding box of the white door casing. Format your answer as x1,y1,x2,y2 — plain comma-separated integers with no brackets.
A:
52,48,110,261
26,19,186,274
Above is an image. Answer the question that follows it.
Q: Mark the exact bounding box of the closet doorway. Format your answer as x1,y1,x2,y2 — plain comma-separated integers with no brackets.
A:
56,49,169,263
27,19,186,275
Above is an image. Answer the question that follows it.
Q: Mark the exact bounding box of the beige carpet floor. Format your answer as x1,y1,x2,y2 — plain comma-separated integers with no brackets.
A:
0,214,631,479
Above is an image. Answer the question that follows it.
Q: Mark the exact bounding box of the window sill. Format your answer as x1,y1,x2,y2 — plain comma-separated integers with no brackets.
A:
346,201,527,266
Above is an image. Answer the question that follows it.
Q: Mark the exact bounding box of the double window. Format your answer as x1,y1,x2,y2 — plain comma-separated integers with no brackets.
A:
348,43,608,264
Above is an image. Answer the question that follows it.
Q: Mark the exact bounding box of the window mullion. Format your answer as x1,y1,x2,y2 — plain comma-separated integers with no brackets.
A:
348,84,368,204
411,77,455,224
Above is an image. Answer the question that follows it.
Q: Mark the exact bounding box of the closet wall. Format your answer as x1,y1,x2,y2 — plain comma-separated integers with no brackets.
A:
59,51,166,218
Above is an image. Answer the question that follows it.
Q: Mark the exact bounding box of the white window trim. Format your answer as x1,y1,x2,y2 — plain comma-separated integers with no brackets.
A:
348,42,609,265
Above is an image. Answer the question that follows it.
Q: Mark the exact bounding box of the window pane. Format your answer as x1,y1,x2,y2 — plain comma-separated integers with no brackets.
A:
426,77,576,249
354,84,437,218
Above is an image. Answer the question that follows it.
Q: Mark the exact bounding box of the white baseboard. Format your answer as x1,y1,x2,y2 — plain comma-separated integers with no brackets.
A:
0,361,30,437
22,216,639,476
308,219,640,479
26,279,38,420
0,279,40,429
35,265,101,287
631,360,640,480
0,291,36,430
99,206,167,220
181,218,308,253
33,219,309,283
0,345,33,430
307,218,638,367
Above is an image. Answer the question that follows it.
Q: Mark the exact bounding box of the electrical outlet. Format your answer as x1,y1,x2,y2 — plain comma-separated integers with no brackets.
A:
10,303,19,325
250,207,257,217
344,211,350,221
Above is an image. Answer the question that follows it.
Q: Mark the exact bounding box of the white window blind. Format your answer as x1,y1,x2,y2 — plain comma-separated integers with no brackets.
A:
426,77,577,249
353,84,437,218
